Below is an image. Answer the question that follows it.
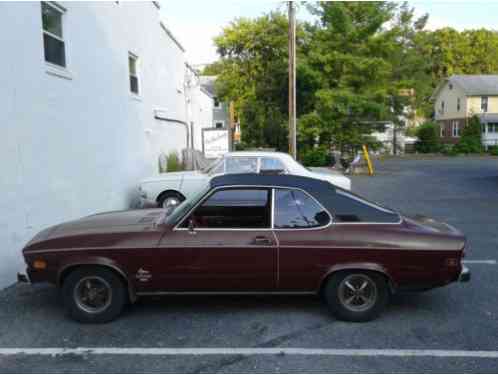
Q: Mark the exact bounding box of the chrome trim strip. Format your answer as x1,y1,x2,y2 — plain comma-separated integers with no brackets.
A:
136,291,316,296
25,243,414,254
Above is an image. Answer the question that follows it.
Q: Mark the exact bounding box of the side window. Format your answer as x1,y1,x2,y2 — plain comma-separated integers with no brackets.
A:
187,189,271,229
274,189,330,229
225,157,258,174
260,157,286,173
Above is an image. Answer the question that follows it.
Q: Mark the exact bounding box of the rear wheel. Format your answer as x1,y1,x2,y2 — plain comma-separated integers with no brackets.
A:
157,191,185,209
62,267,127,323
323,271,389,322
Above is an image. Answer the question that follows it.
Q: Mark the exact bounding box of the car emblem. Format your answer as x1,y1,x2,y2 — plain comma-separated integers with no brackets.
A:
136,268,152,282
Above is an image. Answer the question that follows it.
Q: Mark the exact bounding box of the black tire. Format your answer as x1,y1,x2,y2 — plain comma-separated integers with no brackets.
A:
61,266,127,323
323,271,389,322
157,191,185,208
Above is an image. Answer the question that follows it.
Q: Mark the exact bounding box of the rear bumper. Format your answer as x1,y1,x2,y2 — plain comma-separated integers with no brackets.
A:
459,266,471,282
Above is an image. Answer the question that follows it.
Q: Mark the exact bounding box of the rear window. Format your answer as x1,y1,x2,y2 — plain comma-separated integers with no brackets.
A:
331,190,400,223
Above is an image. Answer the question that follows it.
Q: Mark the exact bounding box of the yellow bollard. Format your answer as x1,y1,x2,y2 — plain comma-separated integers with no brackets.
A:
362,144,374,176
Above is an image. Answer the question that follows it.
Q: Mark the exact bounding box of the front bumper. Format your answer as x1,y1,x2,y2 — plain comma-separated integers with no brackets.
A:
138,197,159,209
17,272,29,283
459,266,471,282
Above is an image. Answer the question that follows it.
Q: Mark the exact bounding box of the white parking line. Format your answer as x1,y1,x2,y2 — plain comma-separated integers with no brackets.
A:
1,347,498,358
462,260,496,265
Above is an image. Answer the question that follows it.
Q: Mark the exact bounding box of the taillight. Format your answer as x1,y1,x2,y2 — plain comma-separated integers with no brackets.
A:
444,258,459,267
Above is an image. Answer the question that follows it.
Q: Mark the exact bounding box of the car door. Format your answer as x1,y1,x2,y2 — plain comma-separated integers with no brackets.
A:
156,187,278,291
272,188,334,291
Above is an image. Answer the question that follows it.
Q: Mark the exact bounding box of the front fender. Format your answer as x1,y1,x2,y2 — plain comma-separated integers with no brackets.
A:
57,256,137,302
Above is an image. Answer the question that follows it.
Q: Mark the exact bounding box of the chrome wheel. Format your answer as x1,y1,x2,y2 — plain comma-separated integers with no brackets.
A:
338,274,377,313
73,276,113,314
162,196,180,209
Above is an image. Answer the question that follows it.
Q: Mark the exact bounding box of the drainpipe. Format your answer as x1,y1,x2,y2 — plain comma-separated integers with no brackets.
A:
153,109,190,151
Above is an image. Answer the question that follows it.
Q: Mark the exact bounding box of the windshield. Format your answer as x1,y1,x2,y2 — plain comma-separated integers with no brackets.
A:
165,183,211,225
201,158,222,174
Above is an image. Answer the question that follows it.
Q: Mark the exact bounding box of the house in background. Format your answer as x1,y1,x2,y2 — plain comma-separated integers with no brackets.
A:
0,1,212,288
431,75,498,148
200,75,241,145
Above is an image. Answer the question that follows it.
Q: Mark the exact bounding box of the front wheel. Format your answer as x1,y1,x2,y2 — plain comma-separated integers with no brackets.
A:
323,271,389,322
62,267,127,323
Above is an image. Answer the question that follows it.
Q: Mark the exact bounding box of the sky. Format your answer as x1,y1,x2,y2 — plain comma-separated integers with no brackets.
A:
159,0,498,65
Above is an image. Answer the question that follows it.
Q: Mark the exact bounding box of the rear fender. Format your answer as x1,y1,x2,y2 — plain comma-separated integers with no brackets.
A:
319,262,397,293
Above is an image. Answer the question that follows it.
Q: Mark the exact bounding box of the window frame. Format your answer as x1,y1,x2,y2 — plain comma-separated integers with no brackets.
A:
213,97,221,109
128,52,140,96
452,120,460,137
215,121,224,129
173,185,333,231
457,97,461,112
481,96,488,112
41,1,67,69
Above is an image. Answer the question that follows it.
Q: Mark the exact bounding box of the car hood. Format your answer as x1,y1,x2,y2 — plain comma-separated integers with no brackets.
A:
141,170,205,184
24,209,166,251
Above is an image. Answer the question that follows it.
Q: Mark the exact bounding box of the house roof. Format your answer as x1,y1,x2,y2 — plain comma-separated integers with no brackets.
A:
199,76,217,96
431,75,498,100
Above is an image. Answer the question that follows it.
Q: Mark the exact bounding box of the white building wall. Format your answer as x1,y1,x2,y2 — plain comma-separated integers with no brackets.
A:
0,2,202,288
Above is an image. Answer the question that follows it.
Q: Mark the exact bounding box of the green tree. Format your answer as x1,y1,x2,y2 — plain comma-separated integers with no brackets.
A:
415,121,441,153
207,13,301,150
454,116,483,154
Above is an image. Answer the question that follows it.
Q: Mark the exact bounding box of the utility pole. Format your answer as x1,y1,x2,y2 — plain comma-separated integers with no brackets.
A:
288,1,297,159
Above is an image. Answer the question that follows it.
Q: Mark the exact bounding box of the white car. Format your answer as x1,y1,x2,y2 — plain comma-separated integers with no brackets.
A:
138,151,351,208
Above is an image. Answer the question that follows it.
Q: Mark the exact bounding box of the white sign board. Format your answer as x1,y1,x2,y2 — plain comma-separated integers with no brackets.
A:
203,129,229,159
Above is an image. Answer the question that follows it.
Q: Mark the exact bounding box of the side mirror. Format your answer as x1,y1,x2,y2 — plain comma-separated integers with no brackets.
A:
188,218,196,233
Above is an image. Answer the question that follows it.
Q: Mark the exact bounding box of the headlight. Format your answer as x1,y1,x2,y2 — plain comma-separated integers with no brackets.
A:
138,186,147,198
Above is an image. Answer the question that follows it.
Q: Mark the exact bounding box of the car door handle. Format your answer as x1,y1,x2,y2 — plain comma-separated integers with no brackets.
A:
253,236,272,246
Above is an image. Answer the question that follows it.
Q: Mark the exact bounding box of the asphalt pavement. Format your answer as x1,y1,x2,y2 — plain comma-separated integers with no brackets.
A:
1,156,497,373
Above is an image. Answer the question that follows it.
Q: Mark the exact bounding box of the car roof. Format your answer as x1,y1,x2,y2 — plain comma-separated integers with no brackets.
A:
209,173,401,224
210,173,333,191
224,151,293,159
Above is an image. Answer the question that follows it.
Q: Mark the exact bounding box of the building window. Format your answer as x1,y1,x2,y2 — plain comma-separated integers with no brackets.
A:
214,97,221,108
128,53,139,95
488,123,498,133
457,97,461,111
41,2,66,67
452,121,460,137
215,121,224,129
481,96,488,112
440,100,445,114
449,83,453,90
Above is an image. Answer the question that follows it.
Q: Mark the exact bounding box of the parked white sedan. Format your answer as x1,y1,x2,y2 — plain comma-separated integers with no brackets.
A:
138,151,351,208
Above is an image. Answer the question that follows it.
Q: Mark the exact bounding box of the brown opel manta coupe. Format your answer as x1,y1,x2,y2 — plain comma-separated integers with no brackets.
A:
20,173,470,323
